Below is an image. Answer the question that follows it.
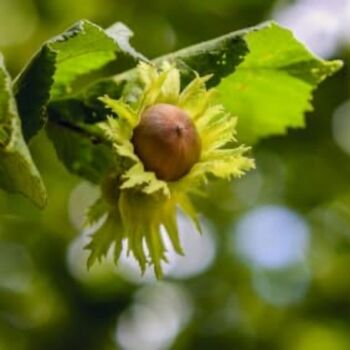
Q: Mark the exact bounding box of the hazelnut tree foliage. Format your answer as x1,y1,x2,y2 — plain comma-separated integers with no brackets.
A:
0,20,342,277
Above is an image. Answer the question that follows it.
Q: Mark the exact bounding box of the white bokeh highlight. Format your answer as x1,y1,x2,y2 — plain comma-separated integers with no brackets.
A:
116,283,192,350
273,0,350,58
233,205,310,270
68,181,100,230
232,205,311,306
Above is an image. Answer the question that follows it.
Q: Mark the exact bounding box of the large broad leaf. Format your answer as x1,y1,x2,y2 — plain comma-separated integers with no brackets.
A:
157,21,342,143
216,23,342,143
0,54,46,207
13,20,145,141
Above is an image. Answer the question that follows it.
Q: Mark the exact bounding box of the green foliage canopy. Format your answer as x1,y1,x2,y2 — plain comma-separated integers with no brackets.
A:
0,19,342,206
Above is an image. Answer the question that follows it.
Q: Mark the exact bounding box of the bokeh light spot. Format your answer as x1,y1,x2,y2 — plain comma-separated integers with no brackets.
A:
116,283,192,350
273,0,348,58
234,205,310,270
332,100,350,155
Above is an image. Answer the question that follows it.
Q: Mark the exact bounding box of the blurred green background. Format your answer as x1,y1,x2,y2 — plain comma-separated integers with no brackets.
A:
0,0,349,349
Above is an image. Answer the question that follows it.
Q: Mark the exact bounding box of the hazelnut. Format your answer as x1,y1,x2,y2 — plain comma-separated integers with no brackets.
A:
132,103,201,181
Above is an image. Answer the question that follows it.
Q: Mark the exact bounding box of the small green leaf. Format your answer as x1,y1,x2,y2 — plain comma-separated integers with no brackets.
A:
14,20,142,140
162,206,183,256
145,223,166,279
85,213,124,269
121,163,169,196
50,23,117,99
85,197,108,226
0,54,46,207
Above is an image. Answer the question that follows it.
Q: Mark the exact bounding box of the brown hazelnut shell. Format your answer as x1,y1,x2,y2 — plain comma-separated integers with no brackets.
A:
132,103,201,181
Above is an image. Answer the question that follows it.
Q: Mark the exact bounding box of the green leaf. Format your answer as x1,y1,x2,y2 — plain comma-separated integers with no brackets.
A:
216,22,343,143
0,54,46,207
14,20,142,140
156,25,249,87
49,23,117,99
